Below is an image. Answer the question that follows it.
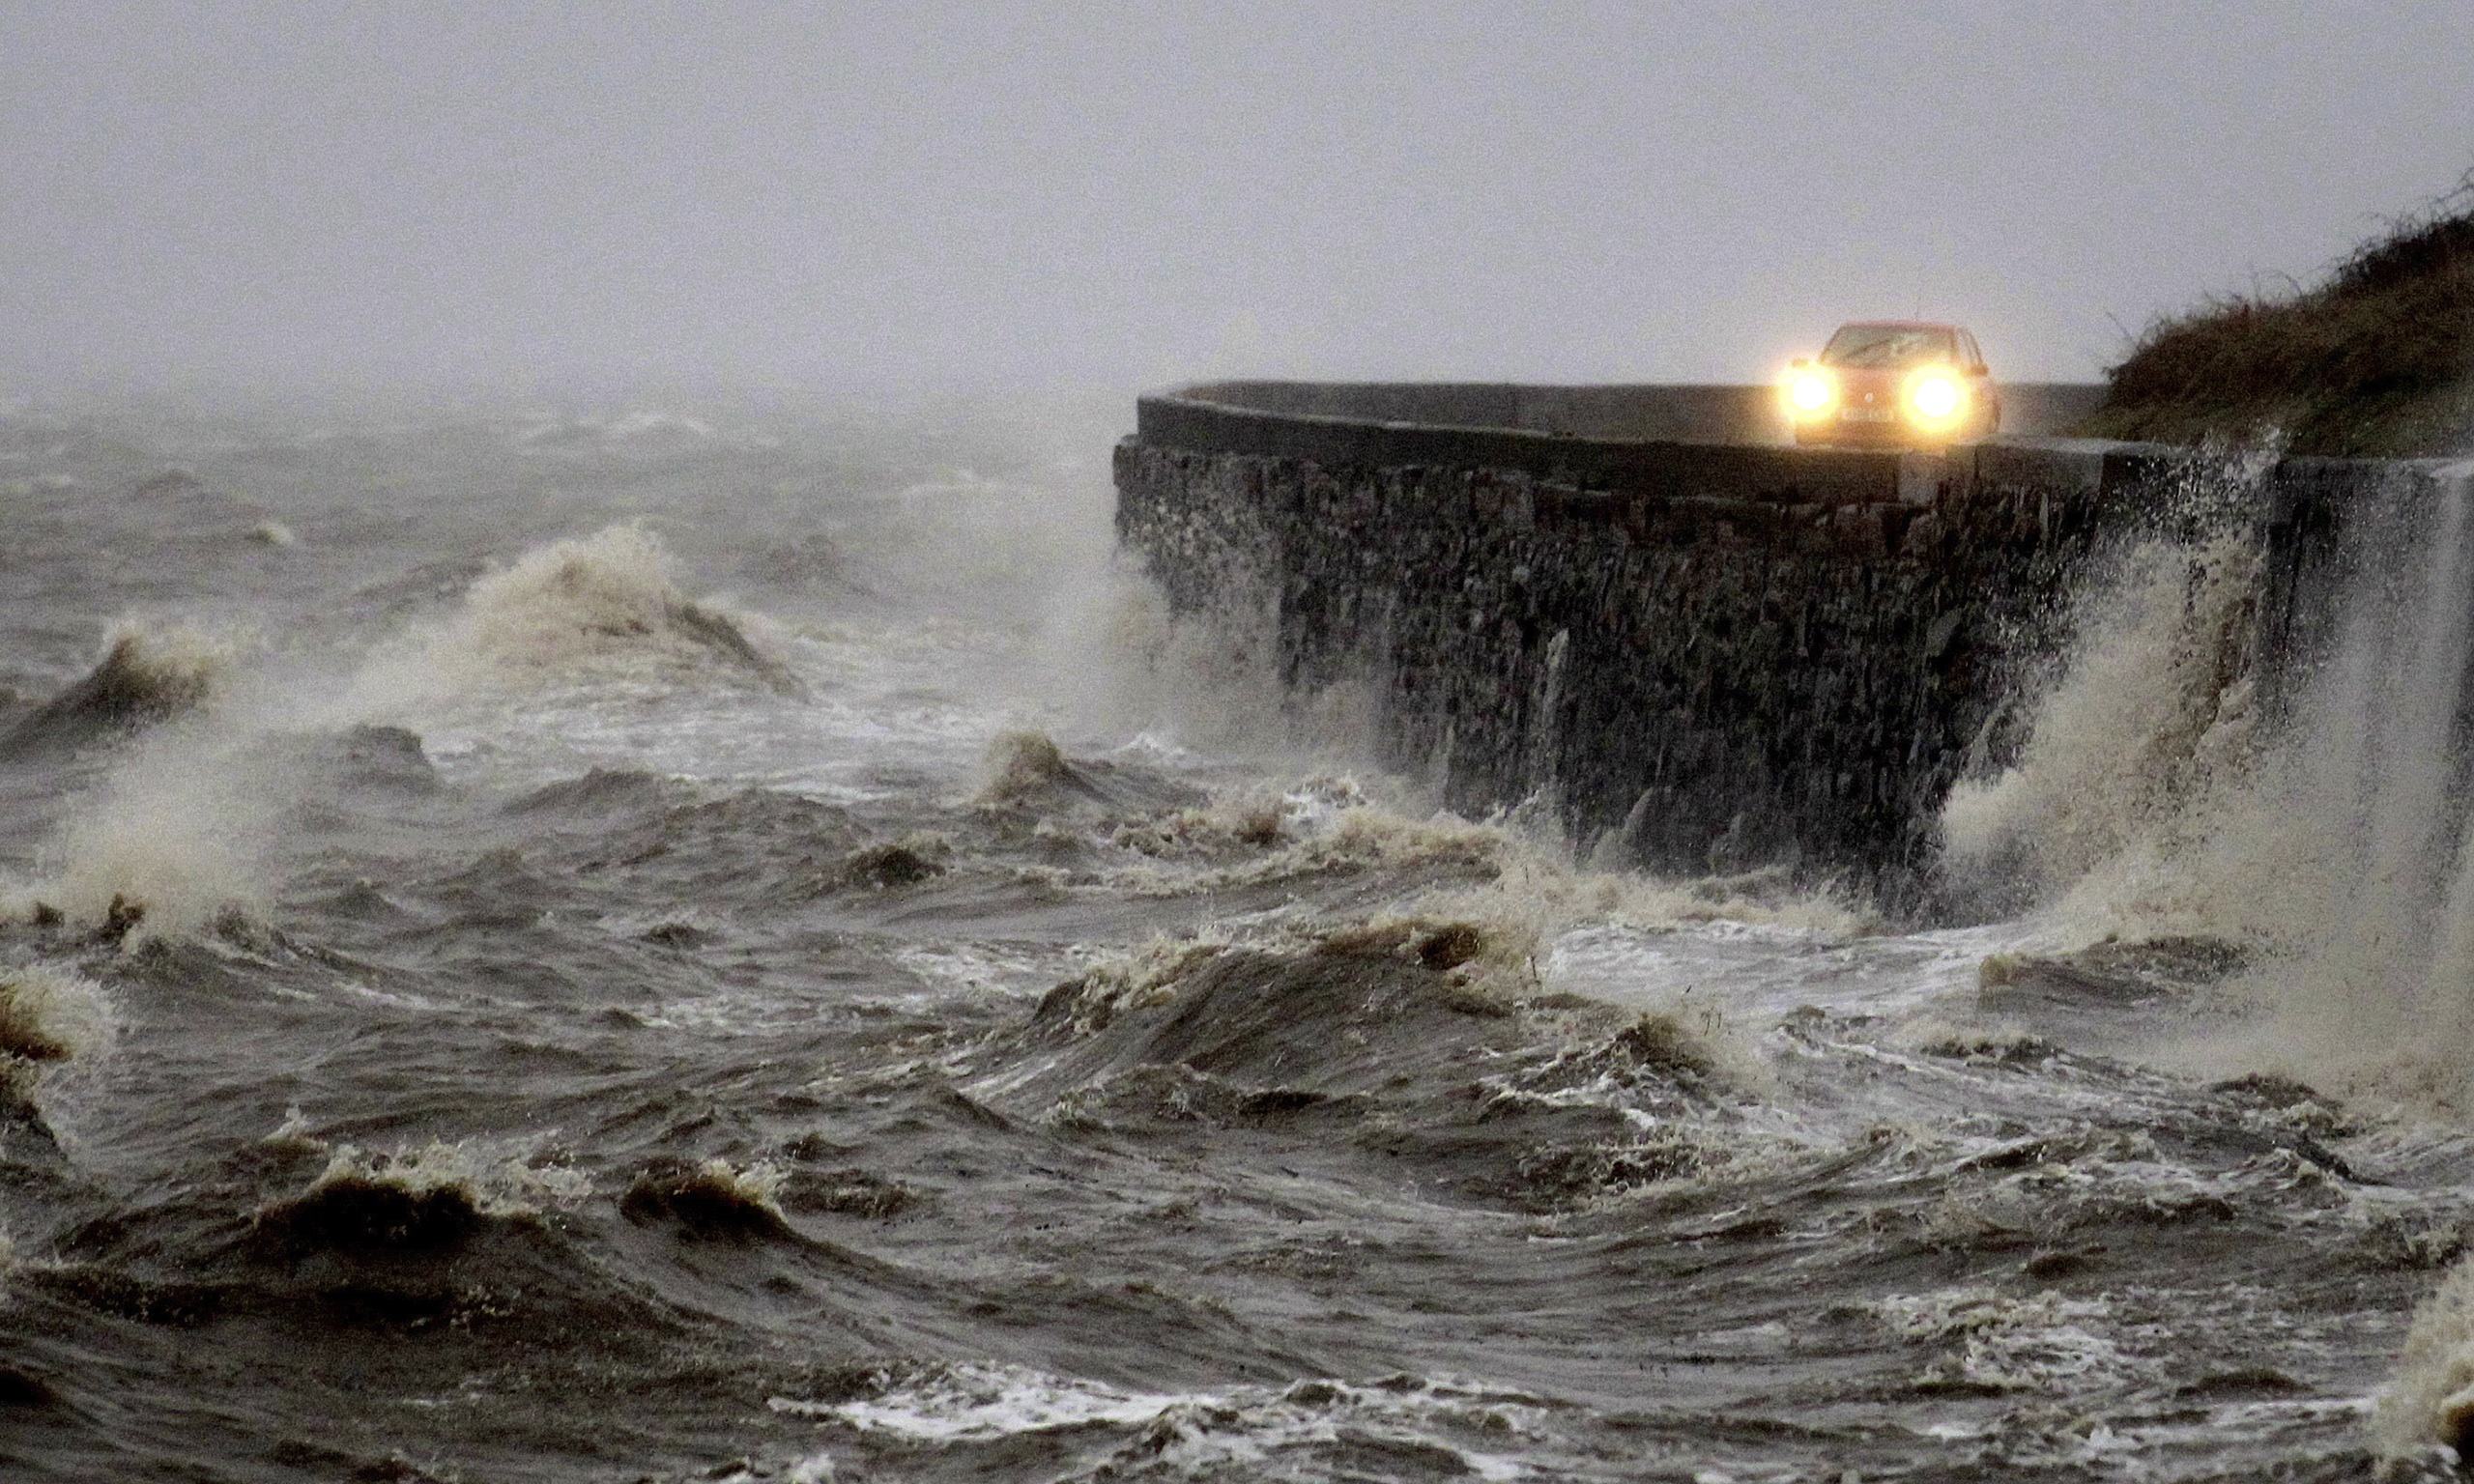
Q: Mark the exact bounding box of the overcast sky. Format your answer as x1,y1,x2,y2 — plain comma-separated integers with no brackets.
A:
5,1,2470,395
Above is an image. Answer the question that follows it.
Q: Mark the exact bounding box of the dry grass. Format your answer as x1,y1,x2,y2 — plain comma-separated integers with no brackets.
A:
2084,175,2474,457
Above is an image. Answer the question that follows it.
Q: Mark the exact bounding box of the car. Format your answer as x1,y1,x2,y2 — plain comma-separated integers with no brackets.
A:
1779,320,2001,447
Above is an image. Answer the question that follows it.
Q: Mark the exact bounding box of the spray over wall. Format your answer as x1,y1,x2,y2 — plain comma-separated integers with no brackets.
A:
1942,457,2474,1110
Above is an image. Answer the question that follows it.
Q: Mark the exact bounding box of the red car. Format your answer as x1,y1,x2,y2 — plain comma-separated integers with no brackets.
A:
1780,321,2001,447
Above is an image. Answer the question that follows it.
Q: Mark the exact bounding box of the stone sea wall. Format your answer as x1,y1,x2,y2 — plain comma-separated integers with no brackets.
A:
1114,382,2458,896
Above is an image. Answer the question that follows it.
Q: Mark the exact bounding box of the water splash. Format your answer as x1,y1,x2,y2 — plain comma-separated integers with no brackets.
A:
40,730,271,942
1943,463,2474,1109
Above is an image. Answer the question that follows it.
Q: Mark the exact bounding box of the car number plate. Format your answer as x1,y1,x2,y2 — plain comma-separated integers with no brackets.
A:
1841,408,1894,423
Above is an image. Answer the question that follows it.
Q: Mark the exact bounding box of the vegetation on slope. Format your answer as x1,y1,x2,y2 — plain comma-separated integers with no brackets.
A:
2084,177,2474,457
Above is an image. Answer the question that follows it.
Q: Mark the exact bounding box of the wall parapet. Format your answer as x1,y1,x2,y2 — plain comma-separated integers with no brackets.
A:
1137,387,1929,506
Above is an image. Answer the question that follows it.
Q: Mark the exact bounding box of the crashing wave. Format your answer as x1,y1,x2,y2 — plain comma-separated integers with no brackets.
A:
1941,473,2474,1113
0,963,111,1068
398,525,804,699
0,624,232,756
1941,534,2261,912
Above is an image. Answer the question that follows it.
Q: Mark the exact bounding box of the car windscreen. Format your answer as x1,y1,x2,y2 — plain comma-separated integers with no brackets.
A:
1820,326,1956,368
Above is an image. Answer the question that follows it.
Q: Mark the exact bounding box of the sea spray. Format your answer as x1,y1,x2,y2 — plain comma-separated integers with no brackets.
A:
1937,461,2474,1118
41,728,271,942
1054,550,1391,763
1940,533,2261,906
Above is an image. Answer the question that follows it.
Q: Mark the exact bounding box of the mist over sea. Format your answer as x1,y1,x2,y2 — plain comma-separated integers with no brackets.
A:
6,392,2474,1481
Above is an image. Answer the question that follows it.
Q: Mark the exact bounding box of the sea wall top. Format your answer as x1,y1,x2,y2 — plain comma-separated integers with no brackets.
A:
1137,380,2110,506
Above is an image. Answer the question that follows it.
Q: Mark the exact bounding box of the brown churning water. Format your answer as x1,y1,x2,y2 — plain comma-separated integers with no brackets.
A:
1,396,2470,1481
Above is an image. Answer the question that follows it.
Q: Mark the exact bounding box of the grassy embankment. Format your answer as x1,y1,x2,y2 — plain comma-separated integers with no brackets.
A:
2083,182,2474,457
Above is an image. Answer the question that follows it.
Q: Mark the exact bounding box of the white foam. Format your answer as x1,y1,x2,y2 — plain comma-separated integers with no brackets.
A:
1871,1286,2143,1393
771,1364,1183,1441
770,1365,1546,1481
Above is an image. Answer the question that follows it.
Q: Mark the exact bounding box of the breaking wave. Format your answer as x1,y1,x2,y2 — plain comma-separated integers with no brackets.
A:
3,529,817,950
976,728,1076,807
977,901,1757,1221
367,524,803,703
0,962,112,1070
1083,753,1876,943
619,1156,794,1240
0,623,234,756
256,1141,587,1255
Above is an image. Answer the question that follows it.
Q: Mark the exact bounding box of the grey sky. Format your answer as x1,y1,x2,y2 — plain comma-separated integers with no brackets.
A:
5,1,2469,394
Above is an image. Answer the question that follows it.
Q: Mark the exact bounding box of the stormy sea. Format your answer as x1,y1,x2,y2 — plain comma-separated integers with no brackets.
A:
8,392,2474,1484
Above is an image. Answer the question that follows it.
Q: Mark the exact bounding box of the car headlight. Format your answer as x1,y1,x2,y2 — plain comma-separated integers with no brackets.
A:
1783,366,1837,419
1907,370,1966,423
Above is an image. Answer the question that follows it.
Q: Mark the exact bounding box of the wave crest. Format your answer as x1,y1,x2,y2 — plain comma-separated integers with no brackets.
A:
256,1142,586,1255
618,1156,793,1240
0,963,112,1067
1,623,234,756
403,526,803,699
